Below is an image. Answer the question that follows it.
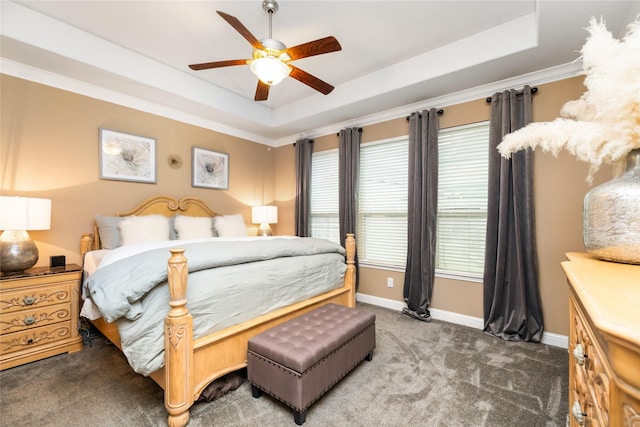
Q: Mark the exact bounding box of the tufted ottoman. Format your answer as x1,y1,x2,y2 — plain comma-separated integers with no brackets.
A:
247,303,376,425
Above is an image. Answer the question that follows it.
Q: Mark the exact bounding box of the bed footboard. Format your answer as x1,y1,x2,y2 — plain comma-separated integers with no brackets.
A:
162,234,356,427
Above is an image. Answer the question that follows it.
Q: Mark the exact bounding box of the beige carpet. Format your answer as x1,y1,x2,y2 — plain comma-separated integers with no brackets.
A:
0,303,568,426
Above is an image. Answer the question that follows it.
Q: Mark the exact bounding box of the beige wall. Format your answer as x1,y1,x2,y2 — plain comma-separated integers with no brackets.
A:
1,75,276,266
274,76,612,336
2,73,612,337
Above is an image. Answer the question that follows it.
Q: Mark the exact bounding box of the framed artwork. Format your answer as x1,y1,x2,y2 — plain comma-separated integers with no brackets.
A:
99,128,156,183
192,147,229,190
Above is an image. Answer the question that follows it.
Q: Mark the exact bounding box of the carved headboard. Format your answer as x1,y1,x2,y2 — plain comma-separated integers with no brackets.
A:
80,196,220,255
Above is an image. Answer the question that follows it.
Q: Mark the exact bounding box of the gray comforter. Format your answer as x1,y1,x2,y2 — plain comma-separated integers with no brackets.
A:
84,238,347,375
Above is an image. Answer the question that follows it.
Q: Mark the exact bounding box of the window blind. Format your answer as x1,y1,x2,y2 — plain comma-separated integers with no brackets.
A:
358,138,408,268
310,149,340,244
436,122,489,277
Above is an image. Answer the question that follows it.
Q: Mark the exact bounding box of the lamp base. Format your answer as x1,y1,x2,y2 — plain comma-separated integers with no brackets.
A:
0,230,39,273
258,223,273,237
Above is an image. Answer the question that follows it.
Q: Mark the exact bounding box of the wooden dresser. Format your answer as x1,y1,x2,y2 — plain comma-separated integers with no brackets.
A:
0,264,83,370
562,253,640,427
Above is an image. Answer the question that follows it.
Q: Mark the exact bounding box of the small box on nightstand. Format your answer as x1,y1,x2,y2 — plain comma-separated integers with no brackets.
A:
50,255,66,268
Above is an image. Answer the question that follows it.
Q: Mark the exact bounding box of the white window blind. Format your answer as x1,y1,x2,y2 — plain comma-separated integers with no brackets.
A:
436,121,490,278
358,138,408,269
310,149,340,244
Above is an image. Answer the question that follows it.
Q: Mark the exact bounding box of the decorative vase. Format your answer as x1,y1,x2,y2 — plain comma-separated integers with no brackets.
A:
583,148,640,264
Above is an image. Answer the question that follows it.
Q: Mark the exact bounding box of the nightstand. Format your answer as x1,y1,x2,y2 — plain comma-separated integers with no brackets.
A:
0,264,84,370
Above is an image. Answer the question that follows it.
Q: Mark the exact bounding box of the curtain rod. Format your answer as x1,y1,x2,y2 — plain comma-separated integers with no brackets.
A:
405,109,444,121
486,87,538,104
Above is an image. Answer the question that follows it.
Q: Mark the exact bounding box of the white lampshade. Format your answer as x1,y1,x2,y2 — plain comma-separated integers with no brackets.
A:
0,196,51,273
250,57,291,86
0,197,51,231
252,205,278,224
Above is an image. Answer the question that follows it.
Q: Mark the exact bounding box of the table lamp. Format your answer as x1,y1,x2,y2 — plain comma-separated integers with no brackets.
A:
252,205,278,237
0,196,51,273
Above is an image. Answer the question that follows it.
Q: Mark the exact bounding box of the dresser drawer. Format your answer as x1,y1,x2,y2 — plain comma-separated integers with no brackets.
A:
0,302,71,335
0,282,73,315
570,296,611,427
0,321,72,354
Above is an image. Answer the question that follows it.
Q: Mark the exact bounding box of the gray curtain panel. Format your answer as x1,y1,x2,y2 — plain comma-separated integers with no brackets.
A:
403,109,439,322
338,128,361,245
294,138,313,237
483,86,543,342
338,127,361,288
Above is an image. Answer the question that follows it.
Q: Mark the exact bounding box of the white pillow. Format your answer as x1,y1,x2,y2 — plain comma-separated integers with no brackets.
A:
118,215,170,245
173,215,214,240
214,214,248,237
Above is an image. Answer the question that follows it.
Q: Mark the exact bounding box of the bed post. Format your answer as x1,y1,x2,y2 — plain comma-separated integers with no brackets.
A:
80,233,93,258
165,249,194,427
345,234,356,308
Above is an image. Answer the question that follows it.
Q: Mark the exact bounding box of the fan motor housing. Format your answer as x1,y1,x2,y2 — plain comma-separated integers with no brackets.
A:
255,38,291,61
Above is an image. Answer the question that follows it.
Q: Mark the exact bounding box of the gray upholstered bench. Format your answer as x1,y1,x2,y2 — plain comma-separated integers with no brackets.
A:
247,303,376,425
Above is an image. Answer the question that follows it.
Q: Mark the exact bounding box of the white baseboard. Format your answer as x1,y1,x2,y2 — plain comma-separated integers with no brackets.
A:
539,331,568,349
356,292,568,349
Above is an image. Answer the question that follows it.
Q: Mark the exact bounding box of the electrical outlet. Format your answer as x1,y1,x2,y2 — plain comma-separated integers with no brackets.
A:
387,277,394,288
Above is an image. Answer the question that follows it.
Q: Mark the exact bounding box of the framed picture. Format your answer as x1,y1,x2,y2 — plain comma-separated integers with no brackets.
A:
99,128,156,183
192,147,229,190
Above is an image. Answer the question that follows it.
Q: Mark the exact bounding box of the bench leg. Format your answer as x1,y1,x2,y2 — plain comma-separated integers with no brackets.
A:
294,409,307,425
251,385,263,398
365,351,373,361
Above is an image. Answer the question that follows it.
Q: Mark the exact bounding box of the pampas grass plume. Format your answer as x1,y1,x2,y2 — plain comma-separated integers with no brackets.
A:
497,16,640,182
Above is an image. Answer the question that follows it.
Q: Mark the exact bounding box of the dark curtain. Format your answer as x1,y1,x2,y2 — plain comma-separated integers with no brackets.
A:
403,109,439,322
294,138,313,237
339,127,361,287
483,85,543,342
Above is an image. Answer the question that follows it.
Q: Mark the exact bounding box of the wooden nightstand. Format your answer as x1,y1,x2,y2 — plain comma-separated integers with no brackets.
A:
0,264,84,370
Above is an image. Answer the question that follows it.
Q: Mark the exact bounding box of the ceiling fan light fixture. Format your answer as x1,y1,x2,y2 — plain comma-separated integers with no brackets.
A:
250,56,291,85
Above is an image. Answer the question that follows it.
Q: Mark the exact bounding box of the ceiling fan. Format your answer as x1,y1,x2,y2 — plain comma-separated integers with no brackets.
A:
188,0,342,101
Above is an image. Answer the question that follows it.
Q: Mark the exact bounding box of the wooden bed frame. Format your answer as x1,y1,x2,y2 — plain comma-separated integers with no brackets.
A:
79,196,356,427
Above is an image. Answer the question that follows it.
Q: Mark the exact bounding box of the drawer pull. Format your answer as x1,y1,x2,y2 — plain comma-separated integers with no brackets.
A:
22,296,36,306
573,344,587,366
572,401,586,425
23,316,36,326
26,338,34,345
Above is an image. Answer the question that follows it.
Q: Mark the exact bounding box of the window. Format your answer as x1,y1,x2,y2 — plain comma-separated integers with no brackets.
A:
308,121,489,280
310,149,339,243
357,138,408,269
436,122,489,279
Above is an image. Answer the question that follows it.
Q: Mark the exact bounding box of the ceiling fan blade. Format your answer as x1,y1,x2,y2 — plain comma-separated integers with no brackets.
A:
217,11,264,50
285,36,342,61
189,59,249,70
289,66,334,95
255,80,270,101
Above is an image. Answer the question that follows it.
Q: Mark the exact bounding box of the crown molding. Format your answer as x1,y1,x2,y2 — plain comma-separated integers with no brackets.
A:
3,57,582,148
272,61,584,146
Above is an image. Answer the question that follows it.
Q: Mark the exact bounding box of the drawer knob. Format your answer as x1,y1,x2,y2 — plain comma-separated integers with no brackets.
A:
23,316,36,326
22,296,36,306
573,343,586,366
572,401,586,425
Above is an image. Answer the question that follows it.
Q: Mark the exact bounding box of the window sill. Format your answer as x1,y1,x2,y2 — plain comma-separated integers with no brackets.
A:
435,270,483,283
358,262,405,273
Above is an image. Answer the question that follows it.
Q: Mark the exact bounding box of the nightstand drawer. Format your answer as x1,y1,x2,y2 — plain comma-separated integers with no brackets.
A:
0,282,73,315
0,302,71,334
0,321,72,354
